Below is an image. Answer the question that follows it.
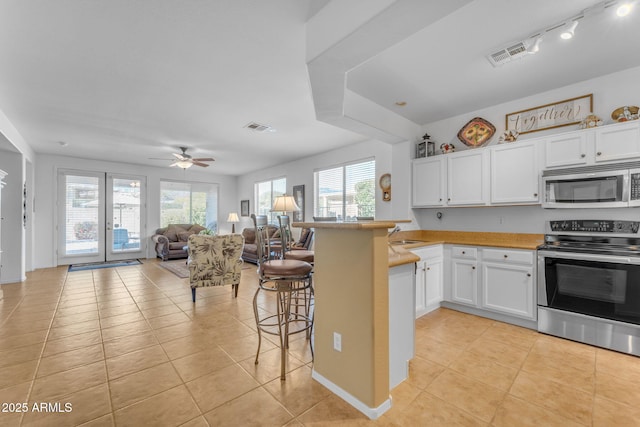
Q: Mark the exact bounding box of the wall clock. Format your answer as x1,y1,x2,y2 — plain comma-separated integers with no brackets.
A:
379,173,391,202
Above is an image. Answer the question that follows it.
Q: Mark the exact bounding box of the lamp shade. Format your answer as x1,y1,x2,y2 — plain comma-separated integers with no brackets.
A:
227,212,240,222
271,195,300,212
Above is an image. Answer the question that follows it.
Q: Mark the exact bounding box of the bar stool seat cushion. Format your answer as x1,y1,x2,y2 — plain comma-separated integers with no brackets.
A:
284,250,314,263
260,259,312,277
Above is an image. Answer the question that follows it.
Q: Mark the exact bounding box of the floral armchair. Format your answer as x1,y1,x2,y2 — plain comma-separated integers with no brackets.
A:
187,234,244,302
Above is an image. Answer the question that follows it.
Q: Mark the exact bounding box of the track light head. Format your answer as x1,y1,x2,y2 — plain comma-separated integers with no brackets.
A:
560,20,578,39
617,2,633,16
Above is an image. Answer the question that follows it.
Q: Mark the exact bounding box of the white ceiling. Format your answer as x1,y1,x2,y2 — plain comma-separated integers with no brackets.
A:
1,0,639,175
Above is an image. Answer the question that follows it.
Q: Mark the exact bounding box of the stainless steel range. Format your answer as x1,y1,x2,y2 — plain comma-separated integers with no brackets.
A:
537,219,640,356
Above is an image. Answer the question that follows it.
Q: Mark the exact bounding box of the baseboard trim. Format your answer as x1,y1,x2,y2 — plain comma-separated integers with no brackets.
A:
311,369,391,420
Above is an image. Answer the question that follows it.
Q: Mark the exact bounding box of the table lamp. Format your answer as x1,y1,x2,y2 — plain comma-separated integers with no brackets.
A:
271,195,300,215
227,212,240,233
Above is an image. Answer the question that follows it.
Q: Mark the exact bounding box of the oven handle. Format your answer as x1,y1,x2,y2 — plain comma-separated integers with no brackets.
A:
537,250,640,265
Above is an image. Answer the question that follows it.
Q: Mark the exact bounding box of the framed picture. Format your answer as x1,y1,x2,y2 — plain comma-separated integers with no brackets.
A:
240,199,250,217
506,94,593,135
292,185,305,222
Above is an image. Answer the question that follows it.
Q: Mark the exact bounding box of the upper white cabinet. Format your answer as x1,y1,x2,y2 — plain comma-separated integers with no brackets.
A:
490,141,540,204
544,121,640,168
594,121,640,163
447,150,488,206
412,157,446,207
544,132,589,168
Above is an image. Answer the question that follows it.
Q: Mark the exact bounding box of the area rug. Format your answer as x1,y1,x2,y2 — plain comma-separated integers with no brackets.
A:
68,259,141,272
159,260,189,278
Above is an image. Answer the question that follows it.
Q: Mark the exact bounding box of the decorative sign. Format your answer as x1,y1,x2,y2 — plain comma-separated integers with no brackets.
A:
506,94,593,134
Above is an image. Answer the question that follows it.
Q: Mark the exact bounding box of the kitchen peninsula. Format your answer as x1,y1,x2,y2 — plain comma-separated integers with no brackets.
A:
293,220,416,419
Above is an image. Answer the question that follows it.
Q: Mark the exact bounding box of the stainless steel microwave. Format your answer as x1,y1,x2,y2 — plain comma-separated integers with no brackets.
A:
542,163,640,208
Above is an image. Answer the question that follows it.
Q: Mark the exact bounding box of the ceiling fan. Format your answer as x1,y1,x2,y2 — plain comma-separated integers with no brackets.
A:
156,146,215,169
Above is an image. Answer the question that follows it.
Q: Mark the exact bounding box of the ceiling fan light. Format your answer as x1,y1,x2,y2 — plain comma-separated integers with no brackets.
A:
617,2,633,16
175,160,193,169
560,21,578,39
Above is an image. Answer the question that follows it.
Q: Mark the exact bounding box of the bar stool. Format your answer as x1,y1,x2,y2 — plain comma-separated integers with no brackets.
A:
251,214,313,380
277,215,314,264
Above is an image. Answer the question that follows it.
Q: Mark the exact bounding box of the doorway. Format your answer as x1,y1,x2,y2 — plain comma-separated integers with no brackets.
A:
57,170,146,265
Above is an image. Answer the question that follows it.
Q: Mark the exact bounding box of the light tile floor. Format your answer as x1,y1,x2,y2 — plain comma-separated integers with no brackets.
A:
1,259,640,426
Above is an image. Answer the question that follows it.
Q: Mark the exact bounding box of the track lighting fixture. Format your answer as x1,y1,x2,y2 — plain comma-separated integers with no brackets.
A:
617,2,633,16
526,35,543,53
560,21,578,39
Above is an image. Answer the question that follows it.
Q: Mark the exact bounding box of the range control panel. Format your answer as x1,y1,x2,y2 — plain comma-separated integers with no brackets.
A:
549,220,640,233
632,173,640,201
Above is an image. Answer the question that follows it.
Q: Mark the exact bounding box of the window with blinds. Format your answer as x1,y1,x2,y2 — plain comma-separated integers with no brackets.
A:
255,177,286,223
160,181,219,231
314,159,375,220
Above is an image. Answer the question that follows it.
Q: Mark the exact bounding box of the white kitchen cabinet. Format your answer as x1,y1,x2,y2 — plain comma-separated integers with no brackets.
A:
412,245,443,318
0,170,5,284
450,246,478,306
480,248,536,321
594,121,640,163
544,131,589,168
544,121,640,168
412,157,446,207
490,141,540,204
447,150,488,206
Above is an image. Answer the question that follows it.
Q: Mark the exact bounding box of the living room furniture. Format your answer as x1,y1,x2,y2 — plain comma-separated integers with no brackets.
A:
241,224,279,264
187,233,244,302
251,214,314,380
277,215,314,264
152,224,206,260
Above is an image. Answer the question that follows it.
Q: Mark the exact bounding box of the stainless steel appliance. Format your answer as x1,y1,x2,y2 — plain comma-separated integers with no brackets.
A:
542,162,640,208
538,219,640,356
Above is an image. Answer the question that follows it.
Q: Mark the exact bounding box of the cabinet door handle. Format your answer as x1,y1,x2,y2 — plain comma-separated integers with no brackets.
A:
527,273,532,277
597,151,602,156
581,154,586,158
462,251,466,254
472,266,476,270
448,198,451,201
439,198,442,201
503,254,508,258
427,267,430,271
534,193,538,197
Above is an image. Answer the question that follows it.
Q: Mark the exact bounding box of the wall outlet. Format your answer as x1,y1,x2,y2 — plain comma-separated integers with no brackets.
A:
333,332,342,352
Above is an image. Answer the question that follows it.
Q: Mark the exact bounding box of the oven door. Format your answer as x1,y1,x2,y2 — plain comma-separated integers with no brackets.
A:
538,250,640,325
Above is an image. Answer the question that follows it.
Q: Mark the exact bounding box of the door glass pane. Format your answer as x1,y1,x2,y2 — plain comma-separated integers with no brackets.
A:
112,178,141,252
65,175,99,255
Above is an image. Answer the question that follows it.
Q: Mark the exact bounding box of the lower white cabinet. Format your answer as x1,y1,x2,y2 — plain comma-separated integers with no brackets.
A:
450,248,478,306
444,245,537,323
412,245,443,318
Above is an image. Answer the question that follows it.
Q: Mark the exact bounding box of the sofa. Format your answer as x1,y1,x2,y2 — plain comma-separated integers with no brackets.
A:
241,225,279,264
152,223,206,261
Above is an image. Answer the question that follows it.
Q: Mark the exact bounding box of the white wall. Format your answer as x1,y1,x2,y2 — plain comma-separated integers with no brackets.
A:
0,150,25,283
236,138,394,231
410,65,640,233
34,154,238,269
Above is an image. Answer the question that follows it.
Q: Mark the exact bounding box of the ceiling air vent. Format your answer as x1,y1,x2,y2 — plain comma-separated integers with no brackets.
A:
244,122,272,132
487,41,528,67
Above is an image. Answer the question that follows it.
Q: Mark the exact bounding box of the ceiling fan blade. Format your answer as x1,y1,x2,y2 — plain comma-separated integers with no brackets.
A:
192,157,215,162
192,161,210,167
169,162,181,167
172,153,186,160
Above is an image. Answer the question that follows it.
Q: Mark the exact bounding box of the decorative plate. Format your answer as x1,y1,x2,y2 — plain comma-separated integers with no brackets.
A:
457,117,496,147
611,106,639,122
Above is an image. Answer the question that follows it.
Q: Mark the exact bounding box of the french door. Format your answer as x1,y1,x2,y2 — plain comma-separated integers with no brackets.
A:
57,170,146,265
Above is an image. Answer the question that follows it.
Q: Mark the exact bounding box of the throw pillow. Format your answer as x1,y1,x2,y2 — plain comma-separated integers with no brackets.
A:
163,228,178,242
189,224,206,234
294,228,311,248
178,231,192,242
